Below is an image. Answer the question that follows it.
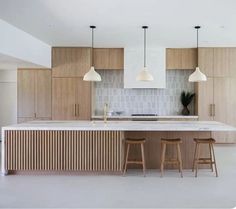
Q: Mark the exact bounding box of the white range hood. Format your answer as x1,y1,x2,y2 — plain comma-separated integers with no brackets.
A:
124,47,166,88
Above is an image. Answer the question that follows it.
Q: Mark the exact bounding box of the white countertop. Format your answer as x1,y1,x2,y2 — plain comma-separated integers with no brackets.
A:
92,115,199,120
2,120,236,132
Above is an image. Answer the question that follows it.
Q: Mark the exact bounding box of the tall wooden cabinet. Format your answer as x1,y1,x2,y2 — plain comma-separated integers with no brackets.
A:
197,47,236,143
52,47,92,120
17,69,52,122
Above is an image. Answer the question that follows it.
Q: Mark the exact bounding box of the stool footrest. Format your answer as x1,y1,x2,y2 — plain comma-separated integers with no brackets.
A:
126,161,143,164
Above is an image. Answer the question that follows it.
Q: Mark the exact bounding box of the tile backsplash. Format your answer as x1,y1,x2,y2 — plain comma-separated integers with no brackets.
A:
94,69,195,116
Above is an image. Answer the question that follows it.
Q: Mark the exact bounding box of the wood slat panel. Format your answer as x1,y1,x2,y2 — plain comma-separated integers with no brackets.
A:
4,130,123,172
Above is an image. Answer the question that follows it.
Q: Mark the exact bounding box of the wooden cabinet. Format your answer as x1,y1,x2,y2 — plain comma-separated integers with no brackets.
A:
52,47,92,77
213,48,230,77
17,70,35,118
197,47,236,143
166,48,197,70
94,48,124,70
17,69,52,122
198,48,214,77
93,48,110,69
108,48,124,69
197,78,214,121
52,78,91,120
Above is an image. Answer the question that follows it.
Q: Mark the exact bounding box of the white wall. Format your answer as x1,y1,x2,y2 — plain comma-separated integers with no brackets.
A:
0,70,17,140
0,19,51,68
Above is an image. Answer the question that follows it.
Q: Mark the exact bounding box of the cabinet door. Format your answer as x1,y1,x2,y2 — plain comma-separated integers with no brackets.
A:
226,78,236,142
181,48,197,69
229,48,236,77
197,78,214,121
35,69,51,118
76,78,91,120
17,69,35,117
93,48,110,69
52,47,91,77
212,78,231,142
109,48,124,69
166,49,182,69
198,48,214,77
52,78,77,120
213,48,230,77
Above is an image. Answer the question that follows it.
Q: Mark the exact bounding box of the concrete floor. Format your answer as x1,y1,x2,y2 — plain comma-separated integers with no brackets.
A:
0,145,236,208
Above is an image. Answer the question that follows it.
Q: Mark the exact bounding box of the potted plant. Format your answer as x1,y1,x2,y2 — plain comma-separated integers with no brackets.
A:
180,91,195,115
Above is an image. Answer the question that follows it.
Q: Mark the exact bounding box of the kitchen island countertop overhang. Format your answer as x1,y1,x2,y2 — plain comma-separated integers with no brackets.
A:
2,120,236,132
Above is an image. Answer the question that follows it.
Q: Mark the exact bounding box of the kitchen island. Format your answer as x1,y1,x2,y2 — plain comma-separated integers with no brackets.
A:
2,120,236,175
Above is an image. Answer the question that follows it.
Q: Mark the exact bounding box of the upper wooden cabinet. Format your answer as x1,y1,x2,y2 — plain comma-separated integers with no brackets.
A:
52,77,91,120
52,47,92,77
198,48,214,77
93,48,124,70
17,69,52,119
198,47,236,78
166,48,197,70
213,48,231,77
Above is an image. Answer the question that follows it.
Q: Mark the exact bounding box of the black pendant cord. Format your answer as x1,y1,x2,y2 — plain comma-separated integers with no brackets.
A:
90,26,96,67
195,26,200,66
143,26,148,68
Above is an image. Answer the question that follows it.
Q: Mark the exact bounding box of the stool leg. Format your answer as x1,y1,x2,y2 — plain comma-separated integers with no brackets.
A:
195,143,200,177
123,144,130,175
211,143,218,177
177,144,183,178
141,143,146,177
160,143,166,177
209,143,213,172
192,142,197,172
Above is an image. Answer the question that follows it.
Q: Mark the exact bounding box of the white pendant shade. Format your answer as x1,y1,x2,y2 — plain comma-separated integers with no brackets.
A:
83,66,101,81
136,67,154,81
188,67,207,82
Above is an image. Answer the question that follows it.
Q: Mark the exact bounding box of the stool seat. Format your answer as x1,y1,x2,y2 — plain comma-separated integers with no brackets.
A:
160,138,183,177
125,138,146,144
192,138,218,177
161,138,182,144
123,138,146,176
193,138,215,143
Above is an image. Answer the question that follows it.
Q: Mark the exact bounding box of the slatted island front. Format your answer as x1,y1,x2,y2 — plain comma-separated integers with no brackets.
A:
1,121,235,175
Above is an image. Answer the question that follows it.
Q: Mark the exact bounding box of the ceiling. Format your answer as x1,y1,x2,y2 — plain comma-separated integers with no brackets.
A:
0,53,43,70
0,0,236,47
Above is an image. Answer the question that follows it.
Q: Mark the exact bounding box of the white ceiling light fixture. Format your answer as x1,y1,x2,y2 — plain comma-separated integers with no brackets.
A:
189,26,207,82
83,26,101,82
136,26,154,82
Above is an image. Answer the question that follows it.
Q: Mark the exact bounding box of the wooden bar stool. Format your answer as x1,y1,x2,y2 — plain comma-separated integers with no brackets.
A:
123,138,146,176
160,138,183,177
192,138,218,177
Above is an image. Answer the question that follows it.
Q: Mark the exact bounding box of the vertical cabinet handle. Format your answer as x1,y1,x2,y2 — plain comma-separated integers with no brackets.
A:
210,104,216,117
213,104,216,117
34,113,37,118
77,104,80,117
210,104,213,116
74,104,77,116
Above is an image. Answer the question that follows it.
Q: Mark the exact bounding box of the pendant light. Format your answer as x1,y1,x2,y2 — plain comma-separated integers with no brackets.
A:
83,26,101,82
188,26,207,82
136,26,154,81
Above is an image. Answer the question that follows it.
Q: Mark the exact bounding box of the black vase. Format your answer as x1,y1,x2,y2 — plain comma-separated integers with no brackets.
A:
182,106,190,116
